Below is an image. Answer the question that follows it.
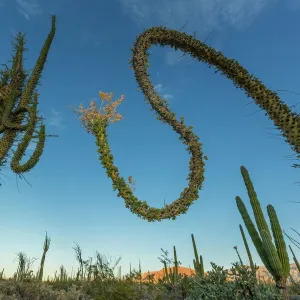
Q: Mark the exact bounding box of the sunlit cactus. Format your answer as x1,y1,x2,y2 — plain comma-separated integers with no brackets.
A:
236,166,290,298
0,15,57,177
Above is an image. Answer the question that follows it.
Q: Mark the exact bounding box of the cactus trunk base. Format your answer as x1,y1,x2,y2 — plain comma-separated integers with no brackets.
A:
275,278,288,299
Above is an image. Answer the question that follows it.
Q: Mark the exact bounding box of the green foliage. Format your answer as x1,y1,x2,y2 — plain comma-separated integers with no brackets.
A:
86,25,300,221
0,15,57,177
1,231,299,299
186,262,283,300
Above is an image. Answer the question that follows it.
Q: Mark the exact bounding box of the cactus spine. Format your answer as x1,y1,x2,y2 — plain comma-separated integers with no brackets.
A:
236,166,290,297
73,25,300,221
0,15,57,176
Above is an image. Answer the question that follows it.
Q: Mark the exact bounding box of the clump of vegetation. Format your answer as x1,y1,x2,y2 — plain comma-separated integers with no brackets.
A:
2,13,300,300
186,262,284,300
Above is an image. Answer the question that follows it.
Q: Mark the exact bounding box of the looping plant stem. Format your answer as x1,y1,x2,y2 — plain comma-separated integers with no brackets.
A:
73,26,300,222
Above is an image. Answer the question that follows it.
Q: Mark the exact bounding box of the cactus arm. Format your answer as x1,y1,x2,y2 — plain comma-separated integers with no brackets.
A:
240,166,272,240
173,245,179,283
267,205,290,278
8,32,28,91
2,94,34,130
236,196,274,274
191,234,201,275
200,255,204,277
10,92,45,173
37,232,51,281
192,259,196,271
191,234,205,277
162,260,170,283
18,16,56,109
0,33,27,130
260,229,284,281
10,120,46,173
12,16,55,131
239,224,256,277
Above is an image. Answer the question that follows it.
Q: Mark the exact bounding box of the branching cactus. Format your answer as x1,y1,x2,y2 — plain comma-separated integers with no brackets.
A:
72,26,300,221
236,166,290,298
0,15,57,176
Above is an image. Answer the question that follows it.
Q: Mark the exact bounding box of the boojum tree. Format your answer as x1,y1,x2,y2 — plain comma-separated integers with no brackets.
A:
72,26,300,222
0,15,57,177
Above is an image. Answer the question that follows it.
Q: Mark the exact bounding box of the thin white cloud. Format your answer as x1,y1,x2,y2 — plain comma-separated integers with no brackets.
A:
154,83,174,102
165,51,184,66
80,30,103,46
47,109,65,129
17,7,29,20
154,83,163,93
163,94,174,100
16,0,43,19
286,0,300,10
119,0,279,31
0,226,43,238
120,0,281,67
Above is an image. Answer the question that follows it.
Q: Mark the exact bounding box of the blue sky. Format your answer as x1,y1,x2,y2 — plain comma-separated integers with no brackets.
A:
0,0,299,281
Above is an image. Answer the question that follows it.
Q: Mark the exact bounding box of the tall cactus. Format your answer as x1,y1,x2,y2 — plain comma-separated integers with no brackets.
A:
0,15,57,176
236,166,290,298
72,26,300,221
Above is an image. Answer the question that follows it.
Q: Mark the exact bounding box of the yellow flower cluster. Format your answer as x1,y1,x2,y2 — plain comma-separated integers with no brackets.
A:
70,91,124,133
